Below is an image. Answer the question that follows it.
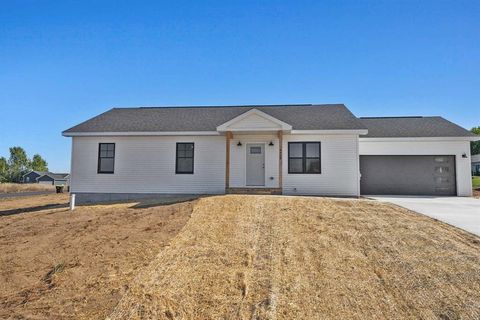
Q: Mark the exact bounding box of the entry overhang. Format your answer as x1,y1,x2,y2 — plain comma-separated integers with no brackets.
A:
216,108,292,133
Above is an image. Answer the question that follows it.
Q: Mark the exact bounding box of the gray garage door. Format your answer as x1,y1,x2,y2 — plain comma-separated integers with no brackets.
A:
360,155,456,196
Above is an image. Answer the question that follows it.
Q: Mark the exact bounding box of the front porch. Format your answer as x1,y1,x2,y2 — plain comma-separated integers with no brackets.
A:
218,109,290,194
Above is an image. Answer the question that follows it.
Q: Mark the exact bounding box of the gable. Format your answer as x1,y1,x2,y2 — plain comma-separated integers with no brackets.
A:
38,175,54,182
229,113,282,130
217,109,292,132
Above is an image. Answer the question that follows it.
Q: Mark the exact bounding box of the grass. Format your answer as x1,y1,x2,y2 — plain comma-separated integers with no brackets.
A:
110,195,480,320
473,176,480,189
0,183,55,193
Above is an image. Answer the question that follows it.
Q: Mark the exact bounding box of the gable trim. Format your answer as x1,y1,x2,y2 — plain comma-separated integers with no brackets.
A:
216,109,292,132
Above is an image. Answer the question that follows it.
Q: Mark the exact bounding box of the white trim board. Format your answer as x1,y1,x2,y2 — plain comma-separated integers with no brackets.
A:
63,131,221,137
360,137,479,142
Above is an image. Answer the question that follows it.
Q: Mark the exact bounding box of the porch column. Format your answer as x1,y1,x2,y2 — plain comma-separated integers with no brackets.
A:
277,130,283,190
225,131,233,189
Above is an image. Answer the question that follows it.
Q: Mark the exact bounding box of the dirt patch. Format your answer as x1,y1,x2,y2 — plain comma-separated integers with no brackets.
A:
0,193,69,212
474,189,480,198
109,195,480,320
0,194,193,319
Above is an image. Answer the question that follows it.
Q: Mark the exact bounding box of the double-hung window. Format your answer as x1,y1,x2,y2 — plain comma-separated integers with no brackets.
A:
176,143,194,174
98,143,115,174
288,142,321,174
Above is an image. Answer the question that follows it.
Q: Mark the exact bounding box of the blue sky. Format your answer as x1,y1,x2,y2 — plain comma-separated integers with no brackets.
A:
1,0,479,172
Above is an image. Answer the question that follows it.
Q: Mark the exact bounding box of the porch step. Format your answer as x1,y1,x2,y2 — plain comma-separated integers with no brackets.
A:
226,188,282,195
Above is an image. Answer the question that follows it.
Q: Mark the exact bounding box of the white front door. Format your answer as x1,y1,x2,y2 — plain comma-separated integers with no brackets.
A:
246,144,265,186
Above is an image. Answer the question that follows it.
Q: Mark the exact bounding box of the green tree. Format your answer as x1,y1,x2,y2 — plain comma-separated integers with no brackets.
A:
30,154,48,171
7,146,29,182
472,127,480,155
0,157,8,182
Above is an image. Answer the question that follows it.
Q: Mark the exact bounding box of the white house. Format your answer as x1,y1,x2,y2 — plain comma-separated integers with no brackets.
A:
62,104,479,203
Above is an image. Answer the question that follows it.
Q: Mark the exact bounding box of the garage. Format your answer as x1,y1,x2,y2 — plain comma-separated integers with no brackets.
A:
360,155,456,196
38,180,54,185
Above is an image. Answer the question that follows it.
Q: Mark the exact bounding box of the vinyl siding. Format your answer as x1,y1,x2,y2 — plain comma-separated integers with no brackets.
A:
23,172,40,183
70,135,226,194
359,139,472,196
228,114,282,130
229,134,280,188
282,134,360,196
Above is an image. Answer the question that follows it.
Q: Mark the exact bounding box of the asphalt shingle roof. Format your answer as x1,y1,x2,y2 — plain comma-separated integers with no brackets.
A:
63,104,367,133
359,116,475,138
39,173,70,180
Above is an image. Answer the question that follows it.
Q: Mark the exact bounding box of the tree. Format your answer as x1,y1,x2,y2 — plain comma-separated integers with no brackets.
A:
0,157,7,182
472,127,480,155
7,146,29,182
30,154,48,171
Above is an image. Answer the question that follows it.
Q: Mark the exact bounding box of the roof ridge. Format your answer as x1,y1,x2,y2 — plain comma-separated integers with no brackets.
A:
360,116,426,119
110,103,346,110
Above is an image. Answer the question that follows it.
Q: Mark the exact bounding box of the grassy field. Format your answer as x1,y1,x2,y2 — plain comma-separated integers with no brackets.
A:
2,194,480,319
473,176,480,189
0,182,55,193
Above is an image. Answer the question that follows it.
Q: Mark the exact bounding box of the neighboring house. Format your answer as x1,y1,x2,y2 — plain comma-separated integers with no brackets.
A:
472,154,480,175
37,173,70,186
22,170,70,185
22,170,49,183
62,104,479,203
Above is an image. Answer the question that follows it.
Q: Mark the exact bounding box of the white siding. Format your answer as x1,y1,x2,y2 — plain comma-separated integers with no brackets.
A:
70,135,226,194
359,139,473,196
229,134,280,188
282,134,360,196
228,113,282,130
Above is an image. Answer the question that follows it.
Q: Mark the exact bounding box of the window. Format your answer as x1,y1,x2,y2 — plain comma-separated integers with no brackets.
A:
250,146,262,154
98,143,115,174
176,143,194,174
288,142,321,174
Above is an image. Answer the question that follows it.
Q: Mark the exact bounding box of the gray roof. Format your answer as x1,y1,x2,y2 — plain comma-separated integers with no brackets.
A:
38,173,70,180
23,170,49,177
63,104,367,133
359,116,475,138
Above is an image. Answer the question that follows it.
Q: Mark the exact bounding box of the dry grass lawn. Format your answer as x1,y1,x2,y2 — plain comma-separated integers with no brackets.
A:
0,194,193,319
0,182,55,193
110,195,480,320
1,194,480,320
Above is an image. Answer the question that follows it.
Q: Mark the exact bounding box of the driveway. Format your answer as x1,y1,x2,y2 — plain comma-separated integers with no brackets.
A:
370,196,480,236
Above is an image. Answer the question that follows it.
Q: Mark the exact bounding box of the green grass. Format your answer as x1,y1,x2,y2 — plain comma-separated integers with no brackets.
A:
473,176,480,189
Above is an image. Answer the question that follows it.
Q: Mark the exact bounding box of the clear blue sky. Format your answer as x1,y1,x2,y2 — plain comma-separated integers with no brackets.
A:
1,0,479,172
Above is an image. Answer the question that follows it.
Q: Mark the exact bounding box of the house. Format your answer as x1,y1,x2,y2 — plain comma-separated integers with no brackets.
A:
36,173,70,186
22,170,49,183
22,170,70,185
472,154,480,175
62,104,479,203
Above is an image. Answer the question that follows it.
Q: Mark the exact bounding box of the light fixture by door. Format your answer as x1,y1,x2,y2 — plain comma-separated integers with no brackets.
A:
237,141,242,146
462,153,468,158
268,141,274,146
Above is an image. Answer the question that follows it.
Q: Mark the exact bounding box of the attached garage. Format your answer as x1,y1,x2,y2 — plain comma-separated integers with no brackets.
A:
360,155,456,196
358,116,479,197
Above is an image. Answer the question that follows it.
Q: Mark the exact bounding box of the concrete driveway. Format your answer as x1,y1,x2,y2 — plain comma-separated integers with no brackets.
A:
369,196,480,236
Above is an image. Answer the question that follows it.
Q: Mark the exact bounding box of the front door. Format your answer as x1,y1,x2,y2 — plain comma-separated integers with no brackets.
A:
246,144,265,186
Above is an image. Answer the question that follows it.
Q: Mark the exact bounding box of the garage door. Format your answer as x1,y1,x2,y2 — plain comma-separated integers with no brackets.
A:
38,180,53,185
360,155,456,196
